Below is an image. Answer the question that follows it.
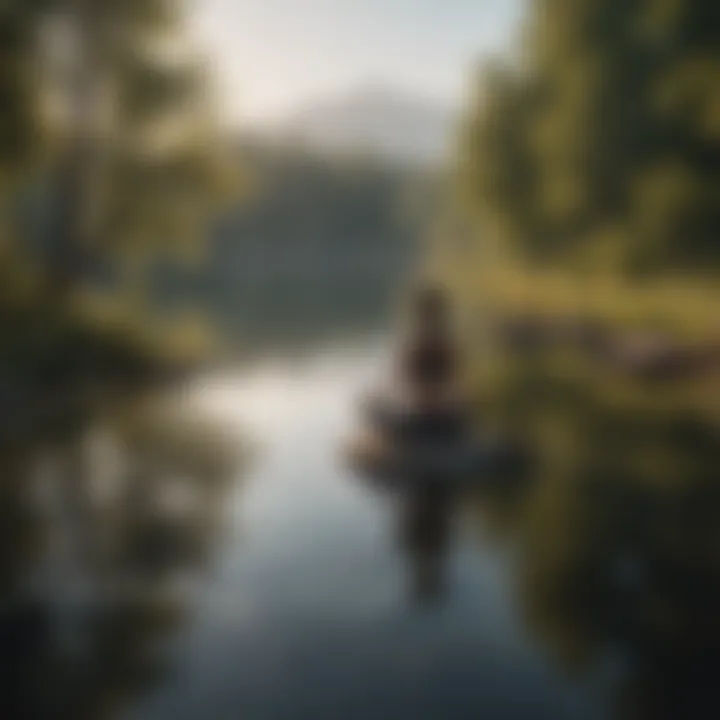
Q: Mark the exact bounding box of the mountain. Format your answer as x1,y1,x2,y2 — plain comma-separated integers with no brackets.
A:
262,85,456,165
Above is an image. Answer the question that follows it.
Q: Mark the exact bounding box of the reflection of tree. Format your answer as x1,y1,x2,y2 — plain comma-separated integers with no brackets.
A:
498,359,720,719
0,399,249,719
2,594,187,720
0,455,45,602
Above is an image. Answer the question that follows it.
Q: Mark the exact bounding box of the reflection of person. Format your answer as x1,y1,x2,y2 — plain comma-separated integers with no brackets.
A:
398,487,455,605
397,284,459,414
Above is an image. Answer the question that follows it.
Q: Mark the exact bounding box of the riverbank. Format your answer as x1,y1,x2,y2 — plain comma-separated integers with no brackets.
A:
436,259,720,382
0,291,217,449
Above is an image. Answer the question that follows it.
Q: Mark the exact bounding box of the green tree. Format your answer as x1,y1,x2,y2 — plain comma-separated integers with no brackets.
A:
1,0,235,300
462,0,720,273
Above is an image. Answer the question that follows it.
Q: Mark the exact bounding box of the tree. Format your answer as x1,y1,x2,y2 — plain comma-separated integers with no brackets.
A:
1,0,236,301
461,0,720,273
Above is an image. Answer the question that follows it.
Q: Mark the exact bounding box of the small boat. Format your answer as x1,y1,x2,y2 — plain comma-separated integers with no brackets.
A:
346,394,525,488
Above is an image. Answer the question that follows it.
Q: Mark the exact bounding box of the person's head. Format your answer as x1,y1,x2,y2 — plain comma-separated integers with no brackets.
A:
409,284,450,330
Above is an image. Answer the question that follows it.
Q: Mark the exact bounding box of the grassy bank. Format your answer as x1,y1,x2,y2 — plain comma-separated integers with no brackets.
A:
0,283,217,447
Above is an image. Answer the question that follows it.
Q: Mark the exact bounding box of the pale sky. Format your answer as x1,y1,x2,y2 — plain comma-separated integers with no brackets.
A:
191,0,525,125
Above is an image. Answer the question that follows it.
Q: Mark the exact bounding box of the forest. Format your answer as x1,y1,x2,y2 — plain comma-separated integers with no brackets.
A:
445,4,720,713
0,0,235,424
451,0,719,338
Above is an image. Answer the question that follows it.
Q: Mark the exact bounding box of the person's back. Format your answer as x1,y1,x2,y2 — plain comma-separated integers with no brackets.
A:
398,285,458,412
348,284,467,472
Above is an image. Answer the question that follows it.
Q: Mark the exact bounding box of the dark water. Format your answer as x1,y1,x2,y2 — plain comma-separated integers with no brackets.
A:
124,348,598,720
1,340,718,720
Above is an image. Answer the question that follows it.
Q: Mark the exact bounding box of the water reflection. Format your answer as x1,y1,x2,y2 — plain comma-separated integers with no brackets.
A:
350,436,529,606
347,340,719,718
0,395,250,720
396,485,456,604
3,347,716,720
485,354,720,719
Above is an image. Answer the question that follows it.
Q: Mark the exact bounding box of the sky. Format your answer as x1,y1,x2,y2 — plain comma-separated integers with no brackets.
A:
191,0,525,125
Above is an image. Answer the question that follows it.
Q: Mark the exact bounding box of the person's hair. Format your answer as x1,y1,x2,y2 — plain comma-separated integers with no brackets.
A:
411,284,449,323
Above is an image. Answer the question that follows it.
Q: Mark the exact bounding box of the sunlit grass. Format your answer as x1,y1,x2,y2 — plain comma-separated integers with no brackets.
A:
474,263,720,339
435,237,719,339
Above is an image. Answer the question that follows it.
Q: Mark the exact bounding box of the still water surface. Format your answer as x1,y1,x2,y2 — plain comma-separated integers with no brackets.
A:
121,344,599,720
8,335,717,719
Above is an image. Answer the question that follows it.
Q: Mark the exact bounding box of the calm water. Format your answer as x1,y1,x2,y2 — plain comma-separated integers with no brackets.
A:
2,339,717,719
122,345,598,720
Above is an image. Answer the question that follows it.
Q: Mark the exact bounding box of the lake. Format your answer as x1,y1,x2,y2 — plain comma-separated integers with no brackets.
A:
124,344,599,720
2,334,717,720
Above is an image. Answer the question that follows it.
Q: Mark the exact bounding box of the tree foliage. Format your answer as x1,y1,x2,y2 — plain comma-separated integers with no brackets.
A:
461,0,720,273
1,0,236,293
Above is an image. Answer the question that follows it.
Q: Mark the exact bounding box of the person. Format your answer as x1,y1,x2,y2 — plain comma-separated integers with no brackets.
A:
396,284,459,414
351,284,462,466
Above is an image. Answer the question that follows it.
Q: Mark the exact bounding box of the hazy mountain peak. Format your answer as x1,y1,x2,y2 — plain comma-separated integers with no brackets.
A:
268,84,456,165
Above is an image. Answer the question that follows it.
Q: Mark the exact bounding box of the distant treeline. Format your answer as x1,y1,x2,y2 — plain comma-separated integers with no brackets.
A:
150,141,436,348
